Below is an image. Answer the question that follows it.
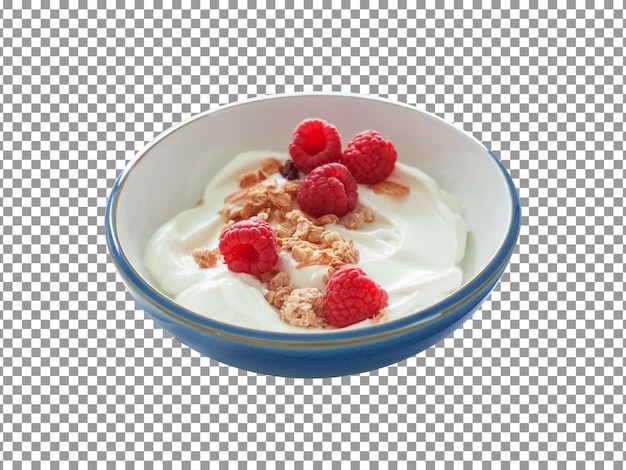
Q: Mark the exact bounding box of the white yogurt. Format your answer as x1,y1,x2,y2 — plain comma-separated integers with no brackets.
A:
144,151,468,333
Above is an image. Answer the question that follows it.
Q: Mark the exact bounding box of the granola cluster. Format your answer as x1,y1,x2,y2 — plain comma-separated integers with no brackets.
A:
192,248,220,269
260,269,329,328
275,209,359,270
219,157,299,223
343,205,375,230
368,180,410,197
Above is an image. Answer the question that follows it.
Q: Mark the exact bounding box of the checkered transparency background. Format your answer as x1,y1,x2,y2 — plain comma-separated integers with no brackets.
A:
1,2,624,466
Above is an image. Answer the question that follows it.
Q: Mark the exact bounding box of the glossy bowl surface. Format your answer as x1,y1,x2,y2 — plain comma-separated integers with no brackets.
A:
105,93,521,377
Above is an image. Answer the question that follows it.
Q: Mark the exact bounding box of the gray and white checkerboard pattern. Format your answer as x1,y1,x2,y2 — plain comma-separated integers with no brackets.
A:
2,3,624,466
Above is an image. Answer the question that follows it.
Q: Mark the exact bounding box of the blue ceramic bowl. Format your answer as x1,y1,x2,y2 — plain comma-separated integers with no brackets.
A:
105,93,521,377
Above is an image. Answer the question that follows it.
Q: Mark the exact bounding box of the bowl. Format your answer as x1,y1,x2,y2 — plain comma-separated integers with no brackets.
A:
105,93,521,378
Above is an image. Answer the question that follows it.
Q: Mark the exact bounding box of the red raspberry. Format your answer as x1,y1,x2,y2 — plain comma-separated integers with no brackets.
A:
323,265,389,328
297,163,358,218
288,118,342,174
340,130,398,184
218,218,279,276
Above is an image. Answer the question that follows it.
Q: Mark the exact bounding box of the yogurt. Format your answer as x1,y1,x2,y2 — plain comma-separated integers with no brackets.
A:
144,151,468,333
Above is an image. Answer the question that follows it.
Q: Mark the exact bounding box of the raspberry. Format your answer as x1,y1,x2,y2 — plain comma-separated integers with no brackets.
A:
288,118,342,174
323,265,389,328
340,130,398,184
297,163,358,218
218,218,279,276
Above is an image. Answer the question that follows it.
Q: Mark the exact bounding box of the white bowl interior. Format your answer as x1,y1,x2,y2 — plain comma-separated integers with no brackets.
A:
113,94,513,292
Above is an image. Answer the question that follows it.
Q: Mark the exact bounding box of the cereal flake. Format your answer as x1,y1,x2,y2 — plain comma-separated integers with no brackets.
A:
368,180,410,197
279,287,329,329
261,157,282,175
192,248,220,269
343,206,375,230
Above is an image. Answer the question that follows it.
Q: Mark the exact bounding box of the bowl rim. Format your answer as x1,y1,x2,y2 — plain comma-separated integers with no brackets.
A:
105,92,521,347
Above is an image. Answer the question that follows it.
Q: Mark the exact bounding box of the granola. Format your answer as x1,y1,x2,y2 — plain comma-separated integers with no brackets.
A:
263,271,293,310
219,178,295,223
279,287,329,329
275,209,360,271
343,205,375,230
192,248,220,269
368,180,410,197
260,157,282,175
